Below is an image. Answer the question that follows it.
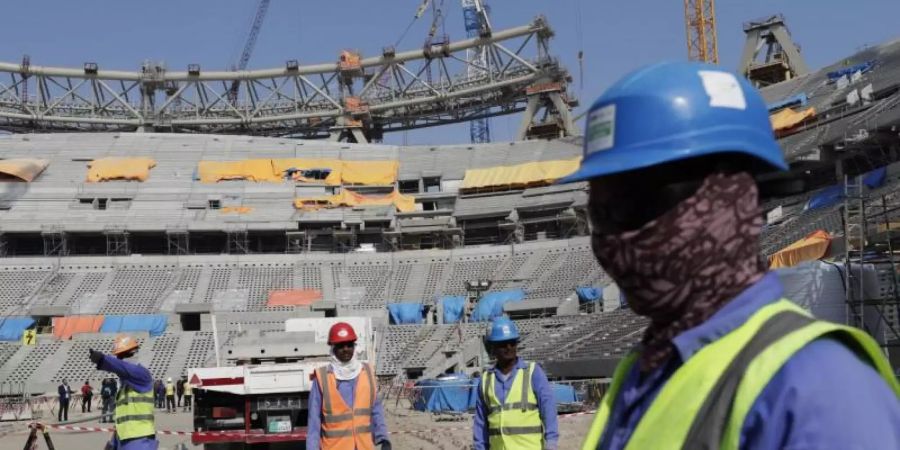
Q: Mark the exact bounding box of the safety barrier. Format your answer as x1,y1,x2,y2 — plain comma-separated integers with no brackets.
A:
29,409,597,437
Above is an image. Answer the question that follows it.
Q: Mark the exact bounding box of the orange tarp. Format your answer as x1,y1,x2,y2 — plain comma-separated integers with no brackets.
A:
0,158,49,182
86,157,156,182
197,159,281,183
461,158,582,190
221,206,253,214
199,158,399,185
769,230,832,269
294,189,416,212
770,107,816,132
52,315,104,340
267,289,323,307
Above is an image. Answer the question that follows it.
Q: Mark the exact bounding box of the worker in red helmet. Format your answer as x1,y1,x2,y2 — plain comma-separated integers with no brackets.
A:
307,322,391,450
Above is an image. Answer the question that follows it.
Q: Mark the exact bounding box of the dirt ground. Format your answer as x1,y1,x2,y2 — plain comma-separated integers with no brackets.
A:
1,402,593,450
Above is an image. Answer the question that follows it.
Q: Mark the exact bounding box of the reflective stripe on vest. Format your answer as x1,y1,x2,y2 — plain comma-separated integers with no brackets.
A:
580,299,900,450
114,386,155,441
316,363,376,450
482,362,543,450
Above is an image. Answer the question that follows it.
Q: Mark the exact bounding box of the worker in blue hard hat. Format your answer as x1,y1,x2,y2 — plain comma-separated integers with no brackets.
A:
564,62,900,450
473,316,558,450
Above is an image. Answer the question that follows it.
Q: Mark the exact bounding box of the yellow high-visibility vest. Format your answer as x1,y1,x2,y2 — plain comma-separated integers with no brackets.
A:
581,299,900,450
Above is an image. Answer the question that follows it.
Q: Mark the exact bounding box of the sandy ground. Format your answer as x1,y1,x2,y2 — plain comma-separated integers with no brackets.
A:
0,402,593,450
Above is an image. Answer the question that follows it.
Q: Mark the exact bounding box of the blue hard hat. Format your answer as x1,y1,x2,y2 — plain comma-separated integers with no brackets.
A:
561,62,788,183
486,317,520,342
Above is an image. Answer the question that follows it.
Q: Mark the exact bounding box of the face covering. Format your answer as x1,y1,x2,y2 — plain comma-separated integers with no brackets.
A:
330,349,363,381
591,172,767,372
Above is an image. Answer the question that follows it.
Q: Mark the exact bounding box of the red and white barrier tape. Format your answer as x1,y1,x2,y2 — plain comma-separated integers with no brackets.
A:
38,409,597,436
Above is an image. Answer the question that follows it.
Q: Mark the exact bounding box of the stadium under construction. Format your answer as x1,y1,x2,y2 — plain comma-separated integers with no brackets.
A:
0,4,898,449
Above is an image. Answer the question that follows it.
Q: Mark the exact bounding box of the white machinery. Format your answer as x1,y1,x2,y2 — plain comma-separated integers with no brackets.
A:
187,317,375,448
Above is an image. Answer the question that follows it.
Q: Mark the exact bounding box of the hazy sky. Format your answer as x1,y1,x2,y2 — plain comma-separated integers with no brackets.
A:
0,0,897,144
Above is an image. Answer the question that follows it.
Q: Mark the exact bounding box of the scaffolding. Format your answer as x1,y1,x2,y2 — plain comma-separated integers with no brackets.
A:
841,174,900,350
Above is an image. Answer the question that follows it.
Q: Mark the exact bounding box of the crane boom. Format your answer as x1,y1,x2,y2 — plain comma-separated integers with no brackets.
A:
228,0,271,105
684,0,718,64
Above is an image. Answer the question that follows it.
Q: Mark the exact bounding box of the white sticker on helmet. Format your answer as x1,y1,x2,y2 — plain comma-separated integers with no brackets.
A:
698,70,747,110
586,104,616,154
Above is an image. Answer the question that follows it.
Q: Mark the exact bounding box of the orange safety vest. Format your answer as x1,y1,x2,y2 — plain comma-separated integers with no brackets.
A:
315,363,376,450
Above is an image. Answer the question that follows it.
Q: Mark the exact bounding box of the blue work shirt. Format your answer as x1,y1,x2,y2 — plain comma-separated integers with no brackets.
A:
597,272,900,450
97,355,158,450
473,358,559,450
306,366,389,450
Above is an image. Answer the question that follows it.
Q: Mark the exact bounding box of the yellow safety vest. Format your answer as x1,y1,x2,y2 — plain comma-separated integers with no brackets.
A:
165,383,174,396
581,299,900,450
115,385,156,441
481,362,543,450
184,383,192,396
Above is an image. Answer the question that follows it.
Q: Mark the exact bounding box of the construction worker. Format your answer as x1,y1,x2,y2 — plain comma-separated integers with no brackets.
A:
89,334,158,450
473,317,558,450
560,62,900,449
307,322,391,450
182,376,192,412
164,377,175,413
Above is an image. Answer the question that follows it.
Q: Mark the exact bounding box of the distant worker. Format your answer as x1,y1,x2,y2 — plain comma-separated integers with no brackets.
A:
559,62,900,449
307,322,392,450
80,380,94,413
182,376,193,412
473,317,558,450
89,334,158,450
165,377,175,413
100,378,114,423
154,380,164,409
57,379,73,422
175,376,184,408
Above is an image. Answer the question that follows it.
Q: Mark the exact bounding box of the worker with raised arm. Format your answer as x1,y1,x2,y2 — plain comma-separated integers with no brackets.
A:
561,61,900,450
307,322,391,450
89,334,158,450
473,317,558,450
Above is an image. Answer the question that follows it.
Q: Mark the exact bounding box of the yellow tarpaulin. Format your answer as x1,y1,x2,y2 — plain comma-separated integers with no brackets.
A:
461,158,581,190
768,230,832,269
221,206,253,214
86,157,156,182
294,189,415,212
272,158,343,185
197,159,281,183
770,107,816,132
0,158,49,182
341,160,399,185
272,159,398,185
199,158,399,185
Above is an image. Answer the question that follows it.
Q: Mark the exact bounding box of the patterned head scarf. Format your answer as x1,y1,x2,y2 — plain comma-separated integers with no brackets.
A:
591,172,767,371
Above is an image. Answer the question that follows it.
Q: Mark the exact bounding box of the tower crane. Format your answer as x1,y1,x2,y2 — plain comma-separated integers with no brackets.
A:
462,0,492,143
227,0,271,105
684,0,718,64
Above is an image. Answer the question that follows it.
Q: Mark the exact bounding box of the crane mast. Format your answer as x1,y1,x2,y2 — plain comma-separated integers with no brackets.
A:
228,0,271,105
462,0,492,143
684,0,718,64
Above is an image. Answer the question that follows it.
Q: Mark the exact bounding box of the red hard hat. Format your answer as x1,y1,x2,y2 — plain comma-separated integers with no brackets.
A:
328,322,358,345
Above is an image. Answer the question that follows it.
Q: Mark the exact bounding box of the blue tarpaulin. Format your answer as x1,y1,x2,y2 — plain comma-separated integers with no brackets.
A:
413,375,477,412
387,303,425,324
441,296,466,324
471,289,526,322
551,383,579,404
827,60,876,81
805,185,844,210
767,93,808,112
100,315,167,337
0,317,35,341
863,167,887,189
575,286,602,304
